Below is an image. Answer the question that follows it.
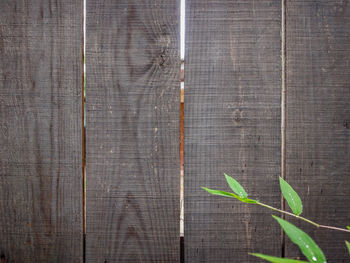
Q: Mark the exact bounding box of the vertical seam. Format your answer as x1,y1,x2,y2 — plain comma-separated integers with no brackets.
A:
180,1,185,261
281,0,287,258
81,0,86,261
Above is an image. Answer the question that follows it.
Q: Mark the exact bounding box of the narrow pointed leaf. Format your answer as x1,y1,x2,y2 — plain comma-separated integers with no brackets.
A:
273,216,326,263
346,241,350,255
279,177,303,215
249,253,308,263
224,173,247,198
201,187,257,204
202,187,238,198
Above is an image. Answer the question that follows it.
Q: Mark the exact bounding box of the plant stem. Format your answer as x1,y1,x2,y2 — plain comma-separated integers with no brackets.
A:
318,224,350,233
256,201,350,233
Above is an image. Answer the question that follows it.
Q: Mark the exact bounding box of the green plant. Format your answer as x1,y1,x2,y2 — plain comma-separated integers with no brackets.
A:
203,174,350,263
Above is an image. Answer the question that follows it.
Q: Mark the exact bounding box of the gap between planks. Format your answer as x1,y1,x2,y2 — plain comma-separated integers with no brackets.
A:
281,0,287,258
82,0,87,262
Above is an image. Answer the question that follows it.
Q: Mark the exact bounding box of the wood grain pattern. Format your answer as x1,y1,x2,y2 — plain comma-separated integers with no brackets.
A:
184,1,282,262
85,1,180,262
285,1,350,261
0,0,83,262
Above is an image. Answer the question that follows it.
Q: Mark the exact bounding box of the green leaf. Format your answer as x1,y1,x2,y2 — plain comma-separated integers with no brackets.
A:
346,241,350,255
249,253,308,263
201,187,257,204
273,216,326,263
346,226,350,231
224,173,247,198
279,177,303,216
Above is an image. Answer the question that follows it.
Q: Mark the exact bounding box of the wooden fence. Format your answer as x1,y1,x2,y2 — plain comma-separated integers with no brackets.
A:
0,0,349,262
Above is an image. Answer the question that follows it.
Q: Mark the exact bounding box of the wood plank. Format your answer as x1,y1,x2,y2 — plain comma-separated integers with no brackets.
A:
184,1,282,262
285,1,350,261
85,1,180,262
0,1,83,262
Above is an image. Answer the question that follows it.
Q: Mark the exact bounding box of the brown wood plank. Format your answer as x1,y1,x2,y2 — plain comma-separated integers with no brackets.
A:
0,1,83,262
85,1,180,262
184,1,282,262
285,1,350,261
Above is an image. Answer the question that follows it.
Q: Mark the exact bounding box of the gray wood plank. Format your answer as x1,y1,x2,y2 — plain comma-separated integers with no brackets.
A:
285,1,350,261
0,0,83,262
184,1,282,262
85,1,180,262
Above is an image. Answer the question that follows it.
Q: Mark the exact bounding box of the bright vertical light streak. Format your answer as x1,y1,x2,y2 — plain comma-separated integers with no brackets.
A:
179,0,185,238
180,0,185,60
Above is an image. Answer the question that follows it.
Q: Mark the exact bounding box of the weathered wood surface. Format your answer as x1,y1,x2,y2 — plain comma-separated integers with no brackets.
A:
85,0,180,262
184,1,282,262
0,1,83,262
285,1,350,261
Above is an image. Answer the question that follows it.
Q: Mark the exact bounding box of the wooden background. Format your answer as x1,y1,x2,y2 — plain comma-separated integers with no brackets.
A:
85,0,180,262
0,0,349,262
0,1,83,262
184,0,282,262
